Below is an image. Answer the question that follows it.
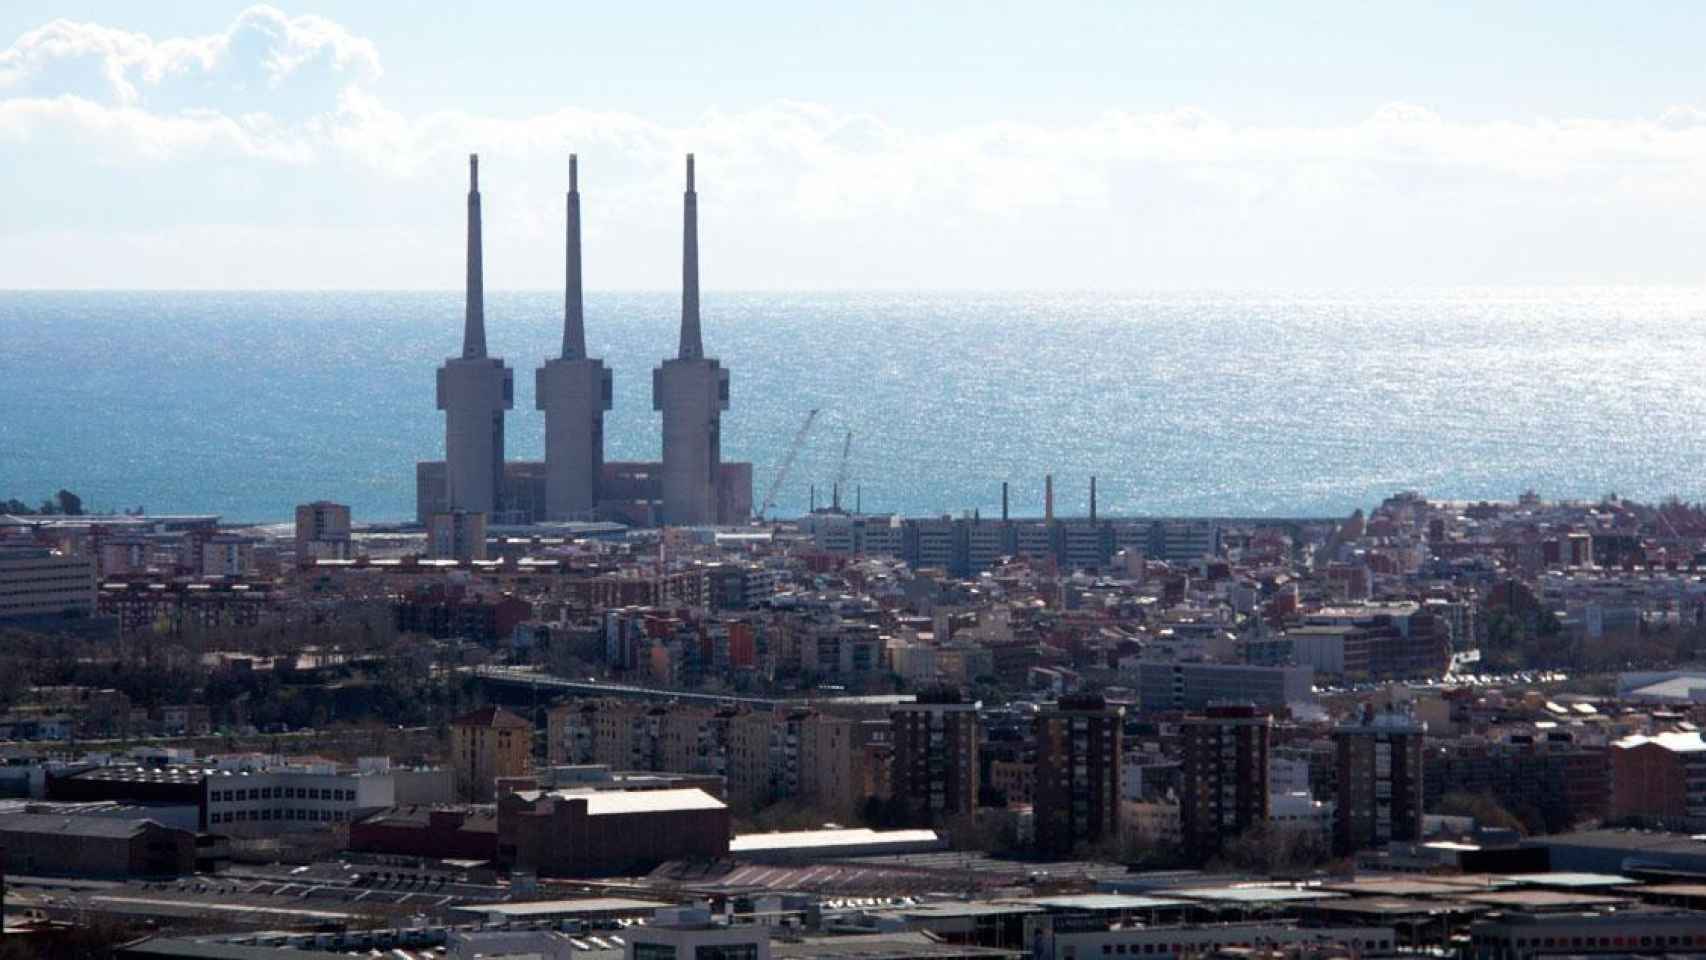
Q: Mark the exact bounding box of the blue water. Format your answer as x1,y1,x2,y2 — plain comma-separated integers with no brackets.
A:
3,289,1705,523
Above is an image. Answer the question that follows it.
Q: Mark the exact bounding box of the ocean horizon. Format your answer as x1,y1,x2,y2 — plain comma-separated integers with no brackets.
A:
5,287,1706,525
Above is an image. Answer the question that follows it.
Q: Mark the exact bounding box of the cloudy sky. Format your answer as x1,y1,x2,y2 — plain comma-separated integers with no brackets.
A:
4,2,1706,289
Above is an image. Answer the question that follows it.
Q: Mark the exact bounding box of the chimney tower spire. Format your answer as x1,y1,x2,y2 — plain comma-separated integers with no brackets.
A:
462,153,487,360
563,154,585,361
678,153,703,361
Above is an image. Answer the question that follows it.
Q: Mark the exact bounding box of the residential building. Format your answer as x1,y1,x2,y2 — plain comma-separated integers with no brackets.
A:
451,706,532,802
890,689,980,825
1034,694,1123,856
1333,705,1425,856
1179,704,1272,863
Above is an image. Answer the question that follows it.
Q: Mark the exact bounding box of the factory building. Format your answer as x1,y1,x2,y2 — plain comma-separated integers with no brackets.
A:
653,155,734,526
418,153,750,529
536,154,612,521
434,154,514,518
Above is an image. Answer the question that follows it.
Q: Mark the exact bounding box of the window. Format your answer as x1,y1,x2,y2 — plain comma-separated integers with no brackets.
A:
632,945,677,960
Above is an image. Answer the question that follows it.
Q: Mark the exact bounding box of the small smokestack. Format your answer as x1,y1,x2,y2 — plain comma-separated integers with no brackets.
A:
1002,482,1009,522
832,482,840,512
855,485,861,514
1090,476,1098,522
1045,474,1054,524
810,484,816,513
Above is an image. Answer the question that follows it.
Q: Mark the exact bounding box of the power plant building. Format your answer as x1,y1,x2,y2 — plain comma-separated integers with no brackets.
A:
535,154,612,521
434,154,514,518
416,153,751,528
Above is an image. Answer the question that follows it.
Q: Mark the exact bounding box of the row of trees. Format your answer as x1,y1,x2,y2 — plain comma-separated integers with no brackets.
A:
1,488,84,516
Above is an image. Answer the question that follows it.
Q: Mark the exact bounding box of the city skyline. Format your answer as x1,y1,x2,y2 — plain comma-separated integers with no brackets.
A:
6,3,1706,290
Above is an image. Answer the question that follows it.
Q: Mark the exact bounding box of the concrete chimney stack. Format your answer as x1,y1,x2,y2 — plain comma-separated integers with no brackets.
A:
1045,474,1054,524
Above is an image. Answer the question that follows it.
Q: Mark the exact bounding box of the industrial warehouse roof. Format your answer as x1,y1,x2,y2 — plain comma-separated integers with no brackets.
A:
1009,893,1188,911
0,812,177,839
452,898,671,919
771,933,1021,960
1503,871,1639,888
552,787,726,815
1319,877,1509,898
729,827,940,853
1457,890,1633,910
1167,885,1346,905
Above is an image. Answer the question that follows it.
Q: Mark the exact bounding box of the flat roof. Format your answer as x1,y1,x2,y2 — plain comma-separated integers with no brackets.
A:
1011,894,1188,911
1458,890,1633,909
456,898,671,918
1168,886,1346,905
1303,896,1487,917
730,827,940,853
894,902,1042,920
554,787,726,816
1320,877,1506,897
1502,872,1639,888
772,933,1020,960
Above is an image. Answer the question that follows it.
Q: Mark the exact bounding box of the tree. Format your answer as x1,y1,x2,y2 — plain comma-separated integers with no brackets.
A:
1209,822,1331,874
54,489,83,515
1436,791,1528,836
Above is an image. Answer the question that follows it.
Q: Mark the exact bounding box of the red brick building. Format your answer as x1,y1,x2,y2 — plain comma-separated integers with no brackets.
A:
1611,732,1706,822
497,787,729,876
349,806,498,862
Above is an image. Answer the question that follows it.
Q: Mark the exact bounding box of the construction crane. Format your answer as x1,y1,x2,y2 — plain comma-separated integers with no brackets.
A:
832,429,853,512
756,408,818,522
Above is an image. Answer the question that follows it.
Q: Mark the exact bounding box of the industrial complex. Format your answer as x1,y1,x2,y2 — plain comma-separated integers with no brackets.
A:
417,153,753,537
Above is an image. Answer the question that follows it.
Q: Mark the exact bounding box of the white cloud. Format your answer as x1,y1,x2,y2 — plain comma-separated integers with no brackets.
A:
0,5,378,106
6,8,1706,288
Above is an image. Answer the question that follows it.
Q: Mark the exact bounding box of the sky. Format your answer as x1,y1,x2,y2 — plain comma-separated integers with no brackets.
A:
4,2,1706,289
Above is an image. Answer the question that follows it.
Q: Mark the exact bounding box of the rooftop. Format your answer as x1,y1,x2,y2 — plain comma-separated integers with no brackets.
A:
550,787,726,816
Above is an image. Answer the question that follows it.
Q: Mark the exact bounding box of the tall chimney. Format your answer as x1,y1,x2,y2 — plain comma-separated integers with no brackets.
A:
1045,474,1054,524
462,153,486,360
1002,482,1010,522
678,154,703,361
1090,476,1098,522
562,154,585,360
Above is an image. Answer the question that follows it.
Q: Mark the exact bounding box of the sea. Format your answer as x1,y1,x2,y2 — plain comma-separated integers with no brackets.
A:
3,288,1705,524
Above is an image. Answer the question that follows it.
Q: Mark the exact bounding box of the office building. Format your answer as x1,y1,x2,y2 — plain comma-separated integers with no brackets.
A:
1035,694,1124,856
1133,661,1314,712
537,155,613,521
0,546,96,621
1179,704,1272,863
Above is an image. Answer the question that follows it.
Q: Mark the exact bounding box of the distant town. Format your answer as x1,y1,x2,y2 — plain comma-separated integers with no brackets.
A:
9,478,1706,958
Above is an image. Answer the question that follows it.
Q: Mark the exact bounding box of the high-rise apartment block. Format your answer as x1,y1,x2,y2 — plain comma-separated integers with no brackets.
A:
1035,694,1124,856
891,689,980,825
1333,704,1425,856
1179,704,1272,863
